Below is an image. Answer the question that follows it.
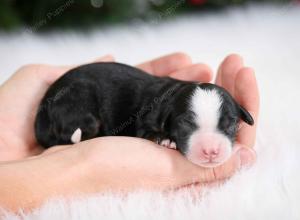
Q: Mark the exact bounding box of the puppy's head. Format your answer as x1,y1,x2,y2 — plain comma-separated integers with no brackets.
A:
164,83,254,167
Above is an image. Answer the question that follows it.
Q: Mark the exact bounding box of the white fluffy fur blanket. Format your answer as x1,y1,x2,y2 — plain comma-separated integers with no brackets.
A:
0,4,300,220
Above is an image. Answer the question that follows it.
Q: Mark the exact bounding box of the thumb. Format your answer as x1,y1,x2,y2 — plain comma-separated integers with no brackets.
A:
212,146,256,181
187,146,256,184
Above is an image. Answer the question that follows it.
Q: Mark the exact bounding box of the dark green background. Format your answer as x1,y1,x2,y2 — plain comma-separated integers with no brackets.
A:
0,0,291,31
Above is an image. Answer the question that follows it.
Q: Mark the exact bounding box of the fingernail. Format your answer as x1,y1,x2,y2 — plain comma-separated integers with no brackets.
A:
102,54,115,61
238,147,256,167
95,54,115,62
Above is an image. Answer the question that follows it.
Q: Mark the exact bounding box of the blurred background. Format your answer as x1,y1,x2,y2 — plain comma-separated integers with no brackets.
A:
0,0,292,31
0,0,299,83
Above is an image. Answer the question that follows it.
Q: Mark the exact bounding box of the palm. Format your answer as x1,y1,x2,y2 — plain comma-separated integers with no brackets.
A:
0,53,212,160
0,53,258,162
0,65,64,159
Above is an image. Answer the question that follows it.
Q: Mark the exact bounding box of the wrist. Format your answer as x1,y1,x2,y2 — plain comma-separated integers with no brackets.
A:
0,146,81,212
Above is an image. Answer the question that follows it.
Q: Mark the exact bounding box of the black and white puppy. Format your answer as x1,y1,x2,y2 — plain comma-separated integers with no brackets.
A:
35,62,254,167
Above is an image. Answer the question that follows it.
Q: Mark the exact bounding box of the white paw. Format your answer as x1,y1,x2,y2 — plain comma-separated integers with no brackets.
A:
71,128,82,144
161,139,170,147
169,141,177,149
160,139,177,150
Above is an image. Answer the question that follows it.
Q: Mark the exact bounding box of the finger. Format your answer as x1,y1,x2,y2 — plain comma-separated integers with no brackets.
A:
215,54,244,95
169,63,213,82
236,144,257,167
235,67,259,148
181,148,242,185
136,52,192,76
192,146,255,183
211,148,242,181
40,145,72,156
54,54,115,76
93,54,115,63
211,146,255,181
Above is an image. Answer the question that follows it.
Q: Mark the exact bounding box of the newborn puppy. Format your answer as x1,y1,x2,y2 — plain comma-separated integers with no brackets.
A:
35,62,254,167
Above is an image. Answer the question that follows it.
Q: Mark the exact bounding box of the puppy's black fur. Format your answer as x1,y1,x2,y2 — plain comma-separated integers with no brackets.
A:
35,62,253,154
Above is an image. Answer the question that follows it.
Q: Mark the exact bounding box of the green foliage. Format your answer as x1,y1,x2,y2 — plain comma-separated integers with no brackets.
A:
0,0,20,29
0,0,292,31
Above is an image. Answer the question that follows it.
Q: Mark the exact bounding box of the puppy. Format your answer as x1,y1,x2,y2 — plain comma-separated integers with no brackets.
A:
35,62,254,167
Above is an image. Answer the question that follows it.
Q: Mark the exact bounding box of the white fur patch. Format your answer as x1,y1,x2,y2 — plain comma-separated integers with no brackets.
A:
190,87,222,131
71,128,82,144
187,87,232,167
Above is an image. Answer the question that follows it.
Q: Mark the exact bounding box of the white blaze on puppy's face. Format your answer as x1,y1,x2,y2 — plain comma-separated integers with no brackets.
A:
186,88,232,167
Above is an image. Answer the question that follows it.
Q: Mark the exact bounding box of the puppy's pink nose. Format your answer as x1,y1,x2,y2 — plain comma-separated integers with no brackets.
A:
201,147,220,160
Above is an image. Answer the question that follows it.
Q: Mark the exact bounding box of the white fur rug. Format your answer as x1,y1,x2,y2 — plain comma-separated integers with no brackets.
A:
0,3,300,220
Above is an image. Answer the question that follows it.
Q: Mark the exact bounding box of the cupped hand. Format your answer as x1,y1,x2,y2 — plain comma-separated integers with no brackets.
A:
0,53,212,161
0,53,259,197
37,53,259,191
0,55,115,160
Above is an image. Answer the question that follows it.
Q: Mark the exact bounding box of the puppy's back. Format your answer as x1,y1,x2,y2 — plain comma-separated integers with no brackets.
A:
35,62,158,147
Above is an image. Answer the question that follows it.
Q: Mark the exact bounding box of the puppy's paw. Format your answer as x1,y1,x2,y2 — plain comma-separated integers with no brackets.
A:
71,128,82,144
159,139,177,150
59,113,101,144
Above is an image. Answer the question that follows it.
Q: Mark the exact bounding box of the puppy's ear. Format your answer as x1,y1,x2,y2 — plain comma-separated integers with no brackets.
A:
238,104,254,125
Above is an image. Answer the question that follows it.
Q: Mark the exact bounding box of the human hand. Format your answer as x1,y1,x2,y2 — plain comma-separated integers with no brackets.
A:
0,55,115,160
0,53,212,161
0,53,259,212
0,52,258,173
0,134,254,212
39,53,259,190
215,54,259,163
